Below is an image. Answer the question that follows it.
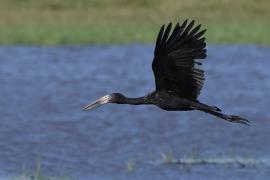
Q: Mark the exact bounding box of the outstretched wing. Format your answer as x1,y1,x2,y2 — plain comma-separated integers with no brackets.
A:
152,20,207,100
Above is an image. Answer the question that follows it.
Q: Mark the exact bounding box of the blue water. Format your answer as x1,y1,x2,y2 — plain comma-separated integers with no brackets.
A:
0,45,270,179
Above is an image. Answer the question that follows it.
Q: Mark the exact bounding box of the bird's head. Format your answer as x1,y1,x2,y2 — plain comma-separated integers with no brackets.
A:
83,93,126,111
110,93,126,103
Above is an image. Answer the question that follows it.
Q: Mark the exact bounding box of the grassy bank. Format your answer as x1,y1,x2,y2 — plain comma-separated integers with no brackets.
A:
1,22,269,45
0,0,269,45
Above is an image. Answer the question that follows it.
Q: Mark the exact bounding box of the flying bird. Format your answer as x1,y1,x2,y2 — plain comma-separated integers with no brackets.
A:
83,20,249,125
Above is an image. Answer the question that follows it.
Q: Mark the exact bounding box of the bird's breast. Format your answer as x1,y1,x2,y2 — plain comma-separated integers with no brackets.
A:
153,95,193,111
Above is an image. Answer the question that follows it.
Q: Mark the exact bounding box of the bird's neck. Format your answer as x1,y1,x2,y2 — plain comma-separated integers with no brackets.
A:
121,96,149,105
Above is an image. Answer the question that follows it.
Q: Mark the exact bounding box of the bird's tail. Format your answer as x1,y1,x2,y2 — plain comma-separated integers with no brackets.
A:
193,102,250,126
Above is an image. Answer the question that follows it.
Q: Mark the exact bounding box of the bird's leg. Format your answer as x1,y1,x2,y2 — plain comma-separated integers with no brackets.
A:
195,102,222,112
209,111,250,126
210,106,222,112
193,102,250,126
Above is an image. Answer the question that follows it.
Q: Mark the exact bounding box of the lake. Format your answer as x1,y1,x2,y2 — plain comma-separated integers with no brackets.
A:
0,45,269,179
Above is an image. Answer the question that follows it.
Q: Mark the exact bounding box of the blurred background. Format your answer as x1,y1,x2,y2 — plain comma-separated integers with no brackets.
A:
0,0,270,180
0,0,269,44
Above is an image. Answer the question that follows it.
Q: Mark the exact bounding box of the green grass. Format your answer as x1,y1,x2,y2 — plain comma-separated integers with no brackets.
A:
207,21,270,45
0,0,269,44
0,21,269,45
0,23,157,44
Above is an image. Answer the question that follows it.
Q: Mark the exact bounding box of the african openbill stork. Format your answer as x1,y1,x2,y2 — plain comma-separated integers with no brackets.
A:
83,20,249,125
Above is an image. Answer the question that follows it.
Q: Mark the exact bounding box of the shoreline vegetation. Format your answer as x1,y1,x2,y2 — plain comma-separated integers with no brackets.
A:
0,0,269,44
5,150,263,180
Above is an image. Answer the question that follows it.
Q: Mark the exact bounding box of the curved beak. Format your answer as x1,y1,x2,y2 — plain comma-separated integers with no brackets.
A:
83,95,111,111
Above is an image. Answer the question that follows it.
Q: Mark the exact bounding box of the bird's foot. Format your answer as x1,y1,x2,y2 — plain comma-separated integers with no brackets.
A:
226,115,250,126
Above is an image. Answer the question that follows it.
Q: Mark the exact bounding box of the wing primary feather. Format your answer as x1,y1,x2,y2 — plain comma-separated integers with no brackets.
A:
178,20,195,40
193,68,204,75
166,23,180,45
183,20,195,34
195,61,202,65
180,19,188,29
194,42,206,51
188,24,201,38
194,37,206,45
161,23,172,46
193,68,204,74
167,20,188,49
170,21,200,51
193,29,207,40
154,25,165,54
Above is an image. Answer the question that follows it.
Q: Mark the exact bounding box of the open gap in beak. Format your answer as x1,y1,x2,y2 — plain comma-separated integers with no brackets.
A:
83,95,111,111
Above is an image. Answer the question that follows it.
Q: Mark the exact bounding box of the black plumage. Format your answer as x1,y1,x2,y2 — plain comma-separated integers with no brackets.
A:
153,20,206,100
83,20,249,125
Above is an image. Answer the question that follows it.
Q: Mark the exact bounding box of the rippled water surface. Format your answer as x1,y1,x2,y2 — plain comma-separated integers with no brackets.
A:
0,45,270,179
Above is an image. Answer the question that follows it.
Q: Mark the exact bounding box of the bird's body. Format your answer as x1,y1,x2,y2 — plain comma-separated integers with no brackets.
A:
83,20,249,125
144,91,195,111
